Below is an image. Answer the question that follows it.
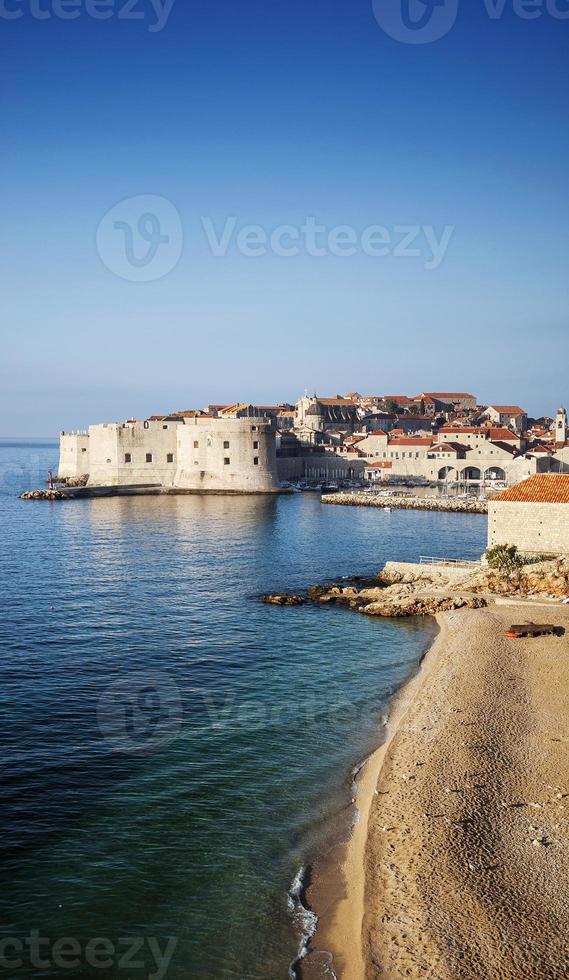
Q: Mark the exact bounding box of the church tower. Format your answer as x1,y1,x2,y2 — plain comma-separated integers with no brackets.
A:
555,406,567,446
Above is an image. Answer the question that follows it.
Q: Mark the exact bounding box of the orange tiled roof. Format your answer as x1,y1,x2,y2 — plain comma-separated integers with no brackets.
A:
488,405,526,416
422,391,475,399
494,474,569,504
485,427,519,441
430,442,467,453
316,397,357,406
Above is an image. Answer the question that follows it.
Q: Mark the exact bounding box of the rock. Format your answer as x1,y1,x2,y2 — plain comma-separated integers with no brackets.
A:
322,492,488,514
262,593,304,606
359,594,487,619
306,584,358,606
20,488,66,501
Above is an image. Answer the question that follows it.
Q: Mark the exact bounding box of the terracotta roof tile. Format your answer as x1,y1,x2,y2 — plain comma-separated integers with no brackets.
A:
485,427,519,441
494,474,569,504
430,442,467,452
422,392,476,400
488,405,526,416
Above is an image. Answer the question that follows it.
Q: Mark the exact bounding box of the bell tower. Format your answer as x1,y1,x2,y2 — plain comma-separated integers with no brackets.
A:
555,406,567,446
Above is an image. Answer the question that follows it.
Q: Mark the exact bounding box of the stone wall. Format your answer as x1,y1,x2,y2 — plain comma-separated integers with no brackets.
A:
174,417,279,492
488,500,569,555
58,433,90,479
88,421,178,487
58,417,281,493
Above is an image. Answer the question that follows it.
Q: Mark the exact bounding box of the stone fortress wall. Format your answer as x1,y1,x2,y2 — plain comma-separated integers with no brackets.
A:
58,416,280,493
488,500,569,555
58,433,90,479
175,417,279,492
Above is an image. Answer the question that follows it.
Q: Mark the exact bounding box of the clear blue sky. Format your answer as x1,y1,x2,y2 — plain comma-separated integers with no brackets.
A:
1,0,568,434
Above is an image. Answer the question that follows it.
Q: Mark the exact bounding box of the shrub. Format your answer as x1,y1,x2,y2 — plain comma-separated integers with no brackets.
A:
484,544,523,571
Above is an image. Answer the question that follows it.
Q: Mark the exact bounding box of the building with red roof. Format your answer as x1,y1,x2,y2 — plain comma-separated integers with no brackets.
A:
488,474,569,555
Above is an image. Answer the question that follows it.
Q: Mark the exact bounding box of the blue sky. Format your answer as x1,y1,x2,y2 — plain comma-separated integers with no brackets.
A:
1,0,568,434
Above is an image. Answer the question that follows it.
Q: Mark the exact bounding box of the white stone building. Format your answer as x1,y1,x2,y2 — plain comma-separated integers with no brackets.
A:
294,395,359,444
59,415,280,493
488,474,569,556
481,405,528,434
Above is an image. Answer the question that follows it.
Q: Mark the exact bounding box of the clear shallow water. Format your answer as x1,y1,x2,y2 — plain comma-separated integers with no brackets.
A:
0,441,487,979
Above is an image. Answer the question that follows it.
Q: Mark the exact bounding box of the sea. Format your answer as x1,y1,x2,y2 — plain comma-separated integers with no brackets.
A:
0,439,487,979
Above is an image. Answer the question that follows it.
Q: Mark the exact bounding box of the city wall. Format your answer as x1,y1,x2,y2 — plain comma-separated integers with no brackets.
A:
59,417,280,493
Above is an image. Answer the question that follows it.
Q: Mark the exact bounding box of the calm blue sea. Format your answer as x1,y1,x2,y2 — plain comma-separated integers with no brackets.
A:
0,440,487,979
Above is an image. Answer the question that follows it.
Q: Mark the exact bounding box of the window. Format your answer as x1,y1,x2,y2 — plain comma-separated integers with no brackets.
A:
194,441,199,449
167,453,174,463
146,453,153,463
82,448,87,453
224,457,230,466
253,457,259,466
144,421,149,429
251,425,257,431
163,425,168,430
253,441,259,449
224,441,230,449
124,453,132,463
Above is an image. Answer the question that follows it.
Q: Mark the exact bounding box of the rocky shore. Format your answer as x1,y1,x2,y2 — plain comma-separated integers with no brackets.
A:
322,492,488,514
306,580,487,618
20,488,68,501
263,555,569,620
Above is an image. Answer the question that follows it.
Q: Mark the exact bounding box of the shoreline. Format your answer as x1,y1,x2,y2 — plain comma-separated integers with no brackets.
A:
312,614,447,980
317,601,569,979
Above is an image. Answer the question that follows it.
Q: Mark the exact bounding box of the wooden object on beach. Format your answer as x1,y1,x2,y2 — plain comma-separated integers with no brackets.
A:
504,623,564,639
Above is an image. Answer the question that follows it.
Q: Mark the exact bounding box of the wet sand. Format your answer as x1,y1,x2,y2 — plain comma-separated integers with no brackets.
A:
326,603,569,979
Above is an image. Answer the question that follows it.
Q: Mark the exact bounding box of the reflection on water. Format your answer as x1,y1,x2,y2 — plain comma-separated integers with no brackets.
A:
0,442,487,979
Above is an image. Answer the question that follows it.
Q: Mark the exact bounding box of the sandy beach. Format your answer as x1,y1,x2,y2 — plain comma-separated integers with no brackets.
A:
326,602,569,979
